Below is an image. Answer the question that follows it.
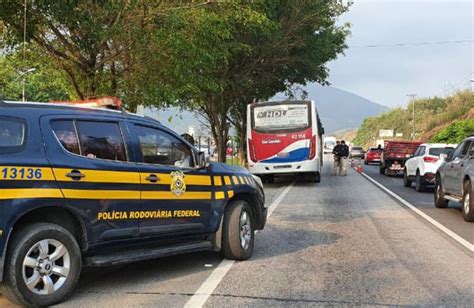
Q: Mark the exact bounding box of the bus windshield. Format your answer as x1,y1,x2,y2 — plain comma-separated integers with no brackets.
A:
252,103,310,133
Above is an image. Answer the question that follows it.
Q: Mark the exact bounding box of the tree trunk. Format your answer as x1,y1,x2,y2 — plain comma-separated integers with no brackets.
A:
238,122,247,165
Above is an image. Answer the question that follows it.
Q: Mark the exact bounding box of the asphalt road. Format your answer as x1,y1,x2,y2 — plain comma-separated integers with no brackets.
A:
1,156,473,307
358,158,474,244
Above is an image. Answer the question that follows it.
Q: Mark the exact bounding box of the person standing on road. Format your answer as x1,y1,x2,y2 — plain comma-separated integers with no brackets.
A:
338,140,350,176
332,140,342,176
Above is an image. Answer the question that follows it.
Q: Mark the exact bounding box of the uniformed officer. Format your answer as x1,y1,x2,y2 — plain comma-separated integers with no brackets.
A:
338,140,350,176
332,140,341,176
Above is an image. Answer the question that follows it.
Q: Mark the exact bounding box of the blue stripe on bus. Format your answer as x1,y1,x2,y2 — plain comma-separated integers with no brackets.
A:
261,148,310,163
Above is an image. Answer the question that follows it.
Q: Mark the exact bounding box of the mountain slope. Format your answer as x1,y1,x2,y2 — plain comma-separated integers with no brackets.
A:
273,84,389,133
144,84,389,135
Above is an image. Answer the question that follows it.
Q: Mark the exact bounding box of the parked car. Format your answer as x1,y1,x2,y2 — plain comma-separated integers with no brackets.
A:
364,147,383,165
404,143,456,192
0,99,267,306
435,136,474,222
349,146,365,159
380,140,422,176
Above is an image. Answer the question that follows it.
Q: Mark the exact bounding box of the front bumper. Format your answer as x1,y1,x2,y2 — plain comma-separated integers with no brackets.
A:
248,158,321,175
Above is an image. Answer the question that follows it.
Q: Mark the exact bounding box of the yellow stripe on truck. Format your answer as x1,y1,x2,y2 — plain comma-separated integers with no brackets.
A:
215,191,225,200
142,191,211,200
213,176,222,186
140,173,211,186
54,168,140,184
62,189,140,200
0,188,63,199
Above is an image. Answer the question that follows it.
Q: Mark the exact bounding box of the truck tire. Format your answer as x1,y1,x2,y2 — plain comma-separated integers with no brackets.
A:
462,180,474,222
434,176,449,208
222,200,255,260
2,223,81,307
403,170,412,187
415,171,426,192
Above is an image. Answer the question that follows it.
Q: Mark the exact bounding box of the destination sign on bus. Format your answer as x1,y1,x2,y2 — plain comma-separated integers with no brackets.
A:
254,104,308,130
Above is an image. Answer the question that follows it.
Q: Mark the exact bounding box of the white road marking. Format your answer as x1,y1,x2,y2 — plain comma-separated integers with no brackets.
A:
184,181,295,308
356,167,474,253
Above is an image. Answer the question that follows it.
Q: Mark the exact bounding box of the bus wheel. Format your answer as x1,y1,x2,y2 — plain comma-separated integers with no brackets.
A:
312,172,321,183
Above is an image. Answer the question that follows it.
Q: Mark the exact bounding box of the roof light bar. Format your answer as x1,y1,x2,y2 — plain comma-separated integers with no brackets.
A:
49,96,122,110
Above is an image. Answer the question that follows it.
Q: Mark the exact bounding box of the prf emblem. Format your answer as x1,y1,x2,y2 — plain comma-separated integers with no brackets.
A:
170,171,186,197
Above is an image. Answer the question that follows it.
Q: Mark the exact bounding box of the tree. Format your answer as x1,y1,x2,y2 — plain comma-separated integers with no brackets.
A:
228,0,350,163
0,1,211,110
145,0,350,162
0,46,74,101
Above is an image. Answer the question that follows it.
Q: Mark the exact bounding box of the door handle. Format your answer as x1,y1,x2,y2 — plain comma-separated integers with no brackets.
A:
145,174,160,183
66,170,85,181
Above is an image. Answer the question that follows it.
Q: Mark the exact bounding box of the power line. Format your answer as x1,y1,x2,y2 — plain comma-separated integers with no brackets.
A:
349,39,474,48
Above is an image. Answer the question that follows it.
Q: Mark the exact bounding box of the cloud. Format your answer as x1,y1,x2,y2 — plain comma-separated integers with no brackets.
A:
328,0,473,107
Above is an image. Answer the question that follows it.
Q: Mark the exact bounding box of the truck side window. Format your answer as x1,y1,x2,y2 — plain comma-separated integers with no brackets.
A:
0,117,26,153
76,121,127,162
135,125,194,168
51,120,80,155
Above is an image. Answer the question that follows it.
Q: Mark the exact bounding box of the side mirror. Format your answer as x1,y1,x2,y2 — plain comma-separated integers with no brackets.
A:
321,127,325,135
439,153,448,161
196,151,208,168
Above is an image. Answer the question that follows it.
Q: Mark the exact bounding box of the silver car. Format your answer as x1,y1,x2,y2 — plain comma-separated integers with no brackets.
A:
435,136,474,222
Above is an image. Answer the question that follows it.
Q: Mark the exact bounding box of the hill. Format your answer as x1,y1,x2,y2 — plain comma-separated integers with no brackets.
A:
273,84,389,133
353,90,474,147
144,84,389,136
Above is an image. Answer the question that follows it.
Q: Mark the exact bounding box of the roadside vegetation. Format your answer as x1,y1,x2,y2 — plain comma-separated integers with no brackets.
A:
353,90,474,147
0,0,350,162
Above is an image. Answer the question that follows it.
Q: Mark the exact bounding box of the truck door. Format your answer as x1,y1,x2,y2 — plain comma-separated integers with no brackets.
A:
40,116,140,243
128,122,213,238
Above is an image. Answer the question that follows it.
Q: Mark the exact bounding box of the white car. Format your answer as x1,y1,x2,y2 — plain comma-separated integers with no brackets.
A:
404,143,457,192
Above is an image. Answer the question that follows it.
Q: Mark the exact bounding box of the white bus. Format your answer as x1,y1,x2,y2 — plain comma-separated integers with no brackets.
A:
246,100,324,183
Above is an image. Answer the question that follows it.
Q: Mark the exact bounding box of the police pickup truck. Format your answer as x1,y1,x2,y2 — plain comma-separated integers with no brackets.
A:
0,99,266,306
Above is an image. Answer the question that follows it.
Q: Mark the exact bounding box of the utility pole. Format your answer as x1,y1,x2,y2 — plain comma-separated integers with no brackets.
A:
406,94,417,140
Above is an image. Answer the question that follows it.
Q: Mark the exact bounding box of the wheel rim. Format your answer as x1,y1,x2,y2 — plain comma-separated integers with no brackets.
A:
239,211,252,250
22,239,70,295
465,191,470,214
436,183,441,200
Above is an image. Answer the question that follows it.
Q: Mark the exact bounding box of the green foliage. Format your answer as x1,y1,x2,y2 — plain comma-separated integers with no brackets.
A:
430,120,474,144
0,47,74,101
353,90,474,147
0,0,350,162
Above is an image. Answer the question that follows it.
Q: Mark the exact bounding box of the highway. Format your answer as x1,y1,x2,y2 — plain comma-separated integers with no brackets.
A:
359,158,474,245
1,156,473,307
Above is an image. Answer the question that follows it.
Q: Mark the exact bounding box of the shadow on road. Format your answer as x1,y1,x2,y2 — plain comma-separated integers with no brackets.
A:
254,224,341,260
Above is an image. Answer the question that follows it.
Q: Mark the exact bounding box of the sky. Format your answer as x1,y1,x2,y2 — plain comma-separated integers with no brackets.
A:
327,0,473,108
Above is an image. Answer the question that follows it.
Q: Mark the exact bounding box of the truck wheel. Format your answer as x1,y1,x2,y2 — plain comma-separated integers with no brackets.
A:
462,180,474,222
222,200,255,260
415,171,425,192
434,176,449,208
2,223,81,307
403,170,412,187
